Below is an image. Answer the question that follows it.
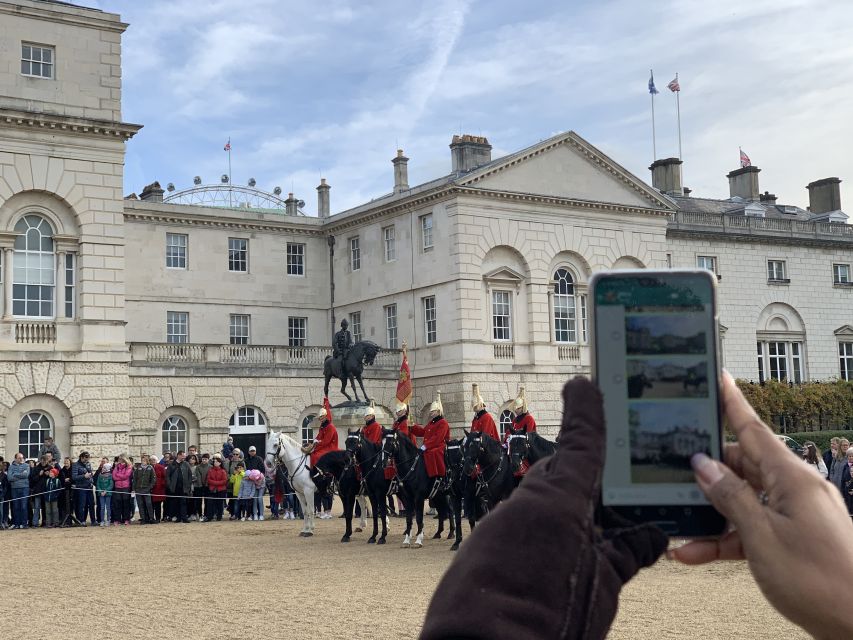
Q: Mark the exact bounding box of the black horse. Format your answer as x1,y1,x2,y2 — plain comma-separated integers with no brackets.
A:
314,450,361,543
507,428,557,483
441,438,466,551
323,341,381,403
462,431,514,526
345,429,389,544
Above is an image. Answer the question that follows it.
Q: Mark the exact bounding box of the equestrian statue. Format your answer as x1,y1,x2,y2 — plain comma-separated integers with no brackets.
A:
323,318,381,403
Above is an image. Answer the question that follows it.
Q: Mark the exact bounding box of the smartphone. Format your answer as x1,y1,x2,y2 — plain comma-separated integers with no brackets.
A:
590,269,726,537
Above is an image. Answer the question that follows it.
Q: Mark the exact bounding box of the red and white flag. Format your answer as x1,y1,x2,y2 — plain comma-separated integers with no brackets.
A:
667,76,680,92
739,148,751,168
224,139,231,152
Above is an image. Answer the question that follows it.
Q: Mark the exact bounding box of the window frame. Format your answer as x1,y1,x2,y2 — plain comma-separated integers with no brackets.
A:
423,295,437,344
421,213,434,252
553,268,577,344
162,415,187,455
21,42,54,80
833,263,851,285
12,214,56,319
18,411,53,460
840,342,853,381
385,303,398,349
350,237,361,271
166,233,188,270
228,406,267,434
349,311,362,343
301,414,316,445
288,316,307,347
286,242,305,277
757,340,804,383
491,290,512,342
229,314,250,345
767,259,788,283
64,253,75,319
166,311,189,344
696,255,717,273
383,225,396,262
228,237,248,273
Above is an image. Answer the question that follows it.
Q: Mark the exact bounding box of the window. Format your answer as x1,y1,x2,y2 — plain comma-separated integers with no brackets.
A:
286,242,305,276
665,253,672,268
350,311,362,343
492,291,512,341
385,304,398,349
229,406,267,432
383,226,396,262
230,314,250,345
580,294,588,343
840,343,853,381
21,43,53,79
757,341,804,383
697,256,717,273
64,253,74,318
350,237,360,271
553,268,577,343
421,214,434,251
162,416,187,455
19,411,52,460
499,410,515,436
423,296,437,344
767,260,787,282
166,233,187,269
13,214,54,318
301,414,316,445
833,263,851,285
288,317,307,346
166,311,188,343
228,238,248,272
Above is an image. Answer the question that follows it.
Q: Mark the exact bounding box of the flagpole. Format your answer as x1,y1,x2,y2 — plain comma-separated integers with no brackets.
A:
674,73,683,160
651,91,657,160
227,137,232,208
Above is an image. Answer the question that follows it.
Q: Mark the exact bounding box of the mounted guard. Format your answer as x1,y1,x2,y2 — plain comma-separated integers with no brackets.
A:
470,383,499,441
303,397,339,507
410,391,451,498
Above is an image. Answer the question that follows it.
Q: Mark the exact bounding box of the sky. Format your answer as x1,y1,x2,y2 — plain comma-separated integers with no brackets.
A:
89,0,853,215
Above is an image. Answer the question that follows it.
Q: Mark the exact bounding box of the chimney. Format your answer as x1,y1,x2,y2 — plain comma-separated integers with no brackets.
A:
759,190,777,205
450,134,492,173
316,179,330,218
806,177,842,214
649,158,683,196
392,149,409,193
285,192,298,216
727,165,760,201
139,181,164,203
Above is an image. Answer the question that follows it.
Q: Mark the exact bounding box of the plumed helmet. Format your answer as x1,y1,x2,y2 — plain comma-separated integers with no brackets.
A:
365,400,375,418
395,400,408,414
471,383,485,411
317,396,332,421
429,391,444,416
514,385,527,413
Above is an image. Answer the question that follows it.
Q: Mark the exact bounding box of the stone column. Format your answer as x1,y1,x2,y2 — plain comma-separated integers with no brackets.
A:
3,248,13,319
55,251,66,319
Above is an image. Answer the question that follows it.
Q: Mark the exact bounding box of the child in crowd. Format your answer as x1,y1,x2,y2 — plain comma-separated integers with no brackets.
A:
229,463,245,520
249,469,266,521
205,456,228,521
236,465,254,521
44,468,61,527
96,462,113,527
222,436,235,460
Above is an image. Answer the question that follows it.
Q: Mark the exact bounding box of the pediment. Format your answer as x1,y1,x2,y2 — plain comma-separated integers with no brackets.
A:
834,324,853,336
483,266,526,285
456,131,674,211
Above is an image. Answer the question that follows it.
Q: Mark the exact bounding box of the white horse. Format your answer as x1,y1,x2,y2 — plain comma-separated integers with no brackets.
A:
266,431,316,537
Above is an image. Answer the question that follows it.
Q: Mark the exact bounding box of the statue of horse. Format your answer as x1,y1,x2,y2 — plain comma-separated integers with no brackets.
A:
266,431,316,537
323,340,381,403
462,430,514,531
507,428,557,485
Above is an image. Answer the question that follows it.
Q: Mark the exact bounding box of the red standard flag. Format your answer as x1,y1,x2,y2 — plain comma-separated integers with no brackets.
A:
667,76,680,92
396,347,412,405
224,139,231,152
323,396,332,421
740,148,751,168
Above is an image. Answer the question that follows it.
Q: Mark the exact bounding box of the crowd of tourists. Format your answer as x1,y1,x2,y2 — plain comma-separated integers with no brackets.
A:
808,436,853,512
0,436,339,530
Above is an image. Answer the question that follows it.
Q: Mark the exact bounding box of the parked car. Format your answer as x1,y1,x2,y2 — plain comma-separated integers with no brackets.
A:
775,435,805,457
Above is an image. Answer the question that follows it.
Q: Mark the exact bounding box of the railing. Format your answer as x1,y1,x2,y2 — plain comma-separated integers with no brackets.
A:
669,211,853,242
558,345,580,361
494,343,515,359
146,343,206,363
15,322,56,344
220,345,275,364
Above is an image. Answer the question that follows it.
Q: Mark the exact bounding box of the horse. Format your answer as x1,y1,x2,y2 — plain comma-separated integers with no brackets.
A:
440,438,466,551
265,431,316,537
507,428,557,482
314,450,367,543
323,341,381,403
462,431,514,527
345,429,389,544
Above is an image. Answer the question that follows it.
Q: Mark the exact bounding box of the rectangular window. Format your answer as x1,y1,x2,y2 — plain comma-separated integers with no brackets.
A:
166,311,188,344
166,233,187,269
554,291,577,343
228,238,248,272
423,296,437,344
286,242,305,276
697,256,717,273
579,294,588,343
229,314,250,345
768,341,788,381
840,343,853,381
767,260,787,282
492,291,512,341
791,342,803,384
833,263,850,284
421,213,434,251
757,342,764,383
758,340,804,382
385,304,398,349
64,253,74,318
12,251,54,318
350,237,361,271
349,311,362,343
665,253,672,268
21,43,54,79
383,226,396,262
288,317,307,347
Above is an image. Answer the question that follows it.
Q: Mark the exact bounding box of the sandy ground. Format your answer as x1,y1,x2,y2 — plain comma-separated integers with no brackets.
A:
0,509,807,640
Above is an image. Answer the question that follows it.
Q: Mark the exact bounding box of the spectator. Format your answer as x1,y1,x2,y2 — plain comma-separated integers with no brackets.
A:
205,456,228,522
151,455,167,523
0,459,8,529
187,454,201,521
9,453,31,529
842,448,853,516
244,445,265,474
134,454,156,525
823,437,838,479
30,454,53,527
58,457,73,526
229,462,245,520
111,455,133,525
37,436,60,465
248,469,266,521
96,462,113,527
197,453,210,521
44,468,61,527
830,438,850,492
803,442,828,478
237,465,255,521
187,445,199,460
167,450,192,523
222,436,234,460
93,456,108,523
71,452,95,526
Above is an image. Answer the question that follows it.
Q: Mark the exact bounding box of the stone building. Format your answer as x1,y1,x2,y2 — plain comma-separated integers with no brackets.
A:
0,0,851,459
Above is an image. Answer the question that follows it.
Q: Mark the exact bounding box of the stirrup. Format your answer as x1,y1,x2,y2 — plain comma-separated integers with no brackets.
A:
428,477,442,500
386,477,399,497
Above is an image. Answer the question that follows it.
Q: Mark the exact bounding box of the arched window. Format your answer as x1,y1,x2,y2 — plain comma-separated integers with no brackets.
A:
162,415,187,454
553,268,577,343
19,411,52,460
229,406,267,433
499,409,515,436
301,414,316,445
13,215,55,318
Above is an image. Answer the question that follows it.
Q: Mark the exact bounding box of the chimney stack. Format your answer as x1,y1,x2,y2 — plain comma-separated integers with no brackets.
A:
316,179,330,218
450,134,492,173
806,177,842,214
727,165,760,201
392,149,409,193
139,181,164,203
759,191,777,205
649,158,683,196
284,192,298,216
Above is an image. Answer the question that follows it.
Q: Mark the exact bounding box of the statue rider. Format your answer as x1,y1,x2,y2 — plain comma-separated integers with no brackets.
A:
333,318,353,379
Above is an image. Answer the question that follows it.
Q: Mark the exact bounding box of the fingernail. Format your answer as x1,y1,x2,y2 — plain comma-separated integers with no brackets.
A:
691,453,723,486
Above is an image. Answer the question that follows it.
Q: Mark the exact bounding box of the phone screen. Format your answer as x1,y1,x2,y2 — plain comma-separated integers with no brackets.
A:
594,270,721,508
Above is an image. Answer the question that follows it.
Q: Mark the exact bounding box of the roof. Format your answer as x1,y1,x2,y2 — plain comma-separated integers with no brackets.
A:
671,195,817,222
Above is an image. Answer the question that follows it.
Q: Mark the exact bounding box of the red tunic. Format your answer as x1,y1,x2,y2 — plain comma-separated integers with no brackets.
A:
504,411,537,440
362,418,382,445
471,410,500,441
410,416,450,478
311,420,339,467
385,416,417,480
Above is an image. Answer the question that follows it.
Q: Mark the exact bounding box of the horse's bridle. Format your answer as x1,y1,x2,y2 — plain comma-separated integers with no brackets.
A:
507,432,530,471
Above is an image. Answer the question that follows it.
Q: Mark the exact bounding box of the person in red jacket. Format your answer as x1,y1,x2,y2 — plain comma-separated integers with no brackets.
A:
385,399,416,522
410,392,450,495
151,459,167,523
204,456,228,521
361,401,382,445
470,383,499,441
307,398,339,518
504,385,537,442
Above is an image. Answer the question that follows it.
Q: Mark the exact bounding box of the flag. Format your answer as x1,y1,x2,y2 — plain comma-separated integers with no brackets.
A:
396,349,412,405
224,139,231,152
740,148,751,168
648,70,659,95
323,396,332,421
667,75,680,92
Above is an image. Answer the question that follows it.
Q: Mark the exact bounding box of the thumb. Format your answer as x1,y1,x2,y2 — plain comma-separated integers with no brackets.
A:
692,453,765,536
600,522,669,584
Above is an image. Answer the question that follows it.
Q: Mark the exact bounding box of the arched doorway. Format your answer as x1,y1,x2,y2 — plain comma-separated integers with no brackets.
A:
228,406,268,455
